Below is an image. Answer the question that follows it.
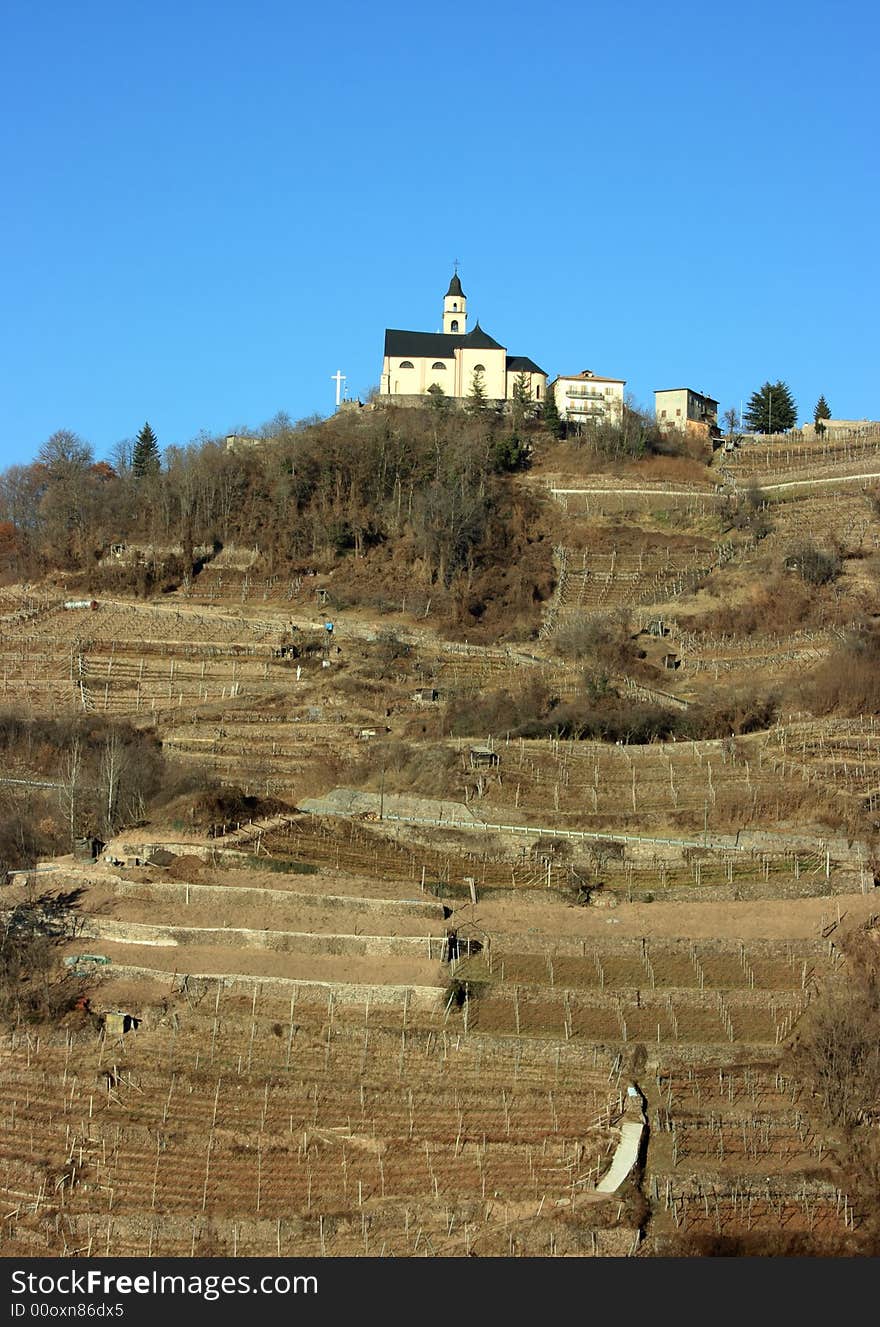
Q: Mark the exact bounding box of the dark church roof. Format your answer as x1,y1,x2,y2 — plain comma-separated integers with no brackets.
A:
507,355,546,375
384,329,460,358
384,322,505,358
464,321,504,350
446,272,464,298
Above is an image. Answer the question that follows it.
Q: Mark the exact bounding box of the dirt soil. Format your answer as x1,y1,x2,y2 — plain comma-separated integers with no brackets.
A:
471,891,878,943
70,939,447,989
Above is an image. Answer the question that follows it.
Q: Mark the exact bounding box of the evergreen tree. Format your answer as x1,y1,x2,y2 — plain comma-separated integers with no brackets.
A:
490,431,531,474
814,395,831,436
465,367,488,417
513,371,531,405
132,422,161,478
743,382,797,435
510,371,532,426
542,383,563,439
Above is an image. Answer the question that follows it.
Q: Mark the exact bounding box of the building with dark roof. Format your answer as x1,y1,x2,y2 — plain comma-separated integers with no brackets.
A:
380,273,547,405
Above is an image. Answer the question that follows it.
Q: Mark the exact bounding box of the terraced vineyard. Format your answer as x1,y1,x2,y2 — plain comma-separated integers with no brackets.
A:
646,1064,861,1250
723,432,880,484
0,842,638,1258
3,441,880,1260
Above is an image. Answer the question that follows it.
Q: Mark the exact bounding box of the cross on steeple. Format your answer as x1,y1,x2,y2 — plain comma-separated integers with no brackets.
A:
453,257,460,274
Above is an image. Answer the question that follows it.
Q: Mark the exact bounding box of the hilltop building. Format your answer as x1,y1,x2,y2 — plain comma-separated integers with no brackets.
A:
801,418,878,441
225,434,262,452
655,388,719,439
551,371,625,428
380,274,547,406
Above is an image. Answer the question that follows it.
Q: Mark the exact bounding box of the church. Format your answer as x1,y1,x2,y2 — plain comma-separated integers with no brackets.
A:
379,273,547,406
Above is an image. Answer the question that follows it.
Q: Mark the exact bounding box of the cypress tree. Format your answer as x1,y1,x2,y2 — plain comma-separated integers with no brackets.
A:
132,422,161,478
542,382,563,439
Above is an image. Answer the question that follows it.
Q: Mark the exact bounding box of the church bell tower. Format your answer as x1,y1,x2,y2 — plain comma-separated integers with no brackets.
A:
442,270,467,335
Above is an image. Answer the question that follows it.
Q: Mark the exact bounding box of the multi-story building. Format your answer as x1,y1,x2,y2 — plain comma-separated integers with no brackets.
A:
654,388,719,438
551,370,625,427
380,273,547,406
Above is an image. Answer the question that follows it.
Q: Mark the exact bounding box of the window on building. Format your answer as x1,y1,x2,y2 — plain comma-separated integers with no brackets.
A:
536,383,541,398
676,408,681,416
399,361,414,369
450,320,459,332
452,302,458,310
661,410,667,418
431,362,446,370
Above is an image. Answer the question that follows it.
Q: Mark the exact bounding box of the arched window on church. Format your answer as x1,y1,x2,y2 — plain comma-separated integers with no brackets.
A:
450,321,459,332
431,362,446,370
399,361,414,369
474,364,486,372
536,383,541,398
452,302,458,309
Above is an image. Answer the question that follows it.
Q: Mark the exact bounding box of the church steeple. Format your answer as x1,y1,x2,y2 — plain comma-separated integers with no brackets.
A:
442,268,467,335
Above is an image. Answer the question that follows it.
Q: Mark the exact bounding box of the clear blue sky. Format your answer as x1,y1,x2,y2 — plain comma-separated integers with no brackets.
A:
1,0,877,467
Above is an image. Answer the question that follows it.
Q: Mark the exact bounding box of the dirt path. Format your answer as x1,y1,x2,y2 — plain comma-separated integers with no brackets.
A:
761,470,880,492
549,487,721,499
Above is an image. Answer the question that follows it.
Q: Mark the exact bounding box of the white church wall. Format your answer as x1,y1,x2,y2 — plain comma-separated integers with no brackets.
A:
505,369,547,401
426,359,452,393
459,347,507,401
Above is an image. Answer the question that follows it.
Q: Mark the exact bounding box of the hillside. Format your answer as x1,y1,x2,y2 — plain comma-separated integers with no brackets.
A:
3,407,880,1257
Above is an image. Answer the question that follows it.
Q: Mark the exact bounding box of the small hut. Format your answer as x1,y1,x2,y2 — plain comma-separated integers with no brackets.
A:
469,746,499,769
103,1011,141,1036
74,835,105,861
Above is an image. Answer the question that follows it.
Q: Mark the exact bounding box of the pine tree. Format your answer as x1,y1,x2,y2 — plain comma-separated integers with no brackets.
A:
510,371,533,426
513,371,531,406
814,395,831,436
490,431,531,474
743,382,797,435
132,422,160,478
542,382,563,439
465,367,488,417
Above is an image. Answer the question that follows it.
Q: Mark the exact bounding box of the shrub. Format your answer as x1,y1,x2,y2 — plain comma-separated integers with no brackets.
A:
687,689,779,737
490,432,531,474
444,680,551,738
552,611,637,671
684,572,848,637
719,482,773,540
787,540,842,586
806,626,880,716
0,886,86,1025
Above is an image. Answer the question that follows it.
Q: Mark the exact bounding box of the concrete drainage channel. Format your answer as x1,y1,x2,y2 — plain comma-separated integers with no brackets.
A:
596,1085,647,1193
